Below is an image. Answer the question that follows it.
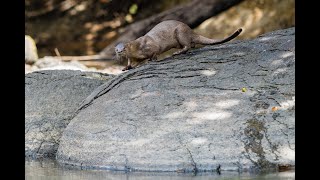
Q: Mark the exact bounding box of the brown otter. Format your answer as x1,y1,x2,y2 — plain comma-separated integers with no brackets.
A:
115,20,242,71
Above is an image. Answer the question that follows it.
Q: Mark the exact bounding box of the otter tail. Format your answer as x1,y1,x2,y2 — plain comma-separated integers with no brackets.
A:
192,28,242,45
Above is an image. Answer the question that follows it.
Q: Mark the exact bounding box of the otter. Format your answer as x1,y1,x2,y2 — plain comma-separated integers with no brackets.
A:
115,20,242,71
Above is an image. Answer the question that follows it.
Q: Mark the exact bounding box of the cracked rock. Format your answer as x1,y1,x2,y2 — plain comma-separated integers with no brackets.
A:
54,28,294,172
25,70,114,158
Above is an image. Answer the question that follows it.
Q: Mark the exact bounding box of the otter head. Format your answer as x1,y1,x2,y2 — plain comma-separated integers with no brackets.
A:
115,42,126,60
115,41,143,61
115,42,139,57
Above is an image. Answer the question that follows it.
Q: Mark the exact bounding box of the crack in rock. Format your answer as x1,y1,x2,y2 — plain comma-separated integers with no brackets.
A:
176,134,198,173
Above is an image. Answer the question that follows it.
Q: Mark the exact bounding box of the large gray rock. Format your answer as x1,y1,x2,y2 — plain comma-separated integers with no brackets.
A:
57,28,295,172
25,70,115,158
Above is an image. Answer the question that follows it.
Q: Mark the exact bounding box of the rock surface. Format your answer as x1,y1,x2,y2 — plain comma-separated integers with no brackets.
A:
56,28,295,172
25,56,124,75
25,57,97,74
25,35,38,64
25,70,115,158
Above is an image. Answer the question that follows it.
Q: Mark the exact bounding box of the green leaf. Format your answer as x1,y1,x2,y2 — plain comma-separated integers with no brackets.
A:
129,4,138,15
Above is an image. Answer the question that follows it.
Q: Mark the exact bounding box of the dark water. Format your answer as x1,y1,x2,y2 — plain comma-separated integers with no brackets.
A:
25,159,295,180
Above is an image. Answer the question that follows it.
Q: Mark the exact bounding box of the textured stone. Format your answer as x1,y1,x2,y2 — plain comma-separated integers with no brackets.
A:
56,28,295,172
25,70,115,158
33,57,93,71
25,35,38,64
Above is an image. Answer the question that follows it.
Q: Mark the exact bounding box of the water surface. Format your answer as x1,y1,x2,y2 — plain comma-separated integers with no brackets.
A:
25,159,294,180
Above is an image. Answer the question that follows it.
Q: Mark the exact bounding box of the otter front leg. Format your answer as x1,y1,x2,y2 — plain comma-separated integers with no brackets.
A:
122,58,133,71
122,65,133,71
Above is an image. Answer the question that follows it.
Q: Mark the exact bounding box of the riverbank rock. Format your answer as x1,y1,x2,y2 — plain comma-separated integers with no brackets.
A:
25,57,99,74
25,35,38,64
25,70,115,158
56,27,295,172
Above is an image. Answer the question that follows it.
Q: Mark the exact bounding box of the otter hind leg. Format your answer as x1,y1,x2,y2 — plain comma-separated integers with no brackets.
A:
149,54,158,61
173,26,192,56
173,46,190,56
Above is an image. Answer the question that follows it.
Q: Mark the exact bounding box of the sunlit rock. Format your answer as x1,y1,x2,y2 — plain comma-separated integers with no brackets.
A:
55,27,295,172
25,70,114,158
25,35,38,64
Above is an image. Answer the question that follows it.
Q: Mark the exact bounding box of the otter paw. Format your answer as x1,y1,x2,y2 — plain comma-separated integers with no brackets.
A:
122,65,133,71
